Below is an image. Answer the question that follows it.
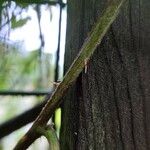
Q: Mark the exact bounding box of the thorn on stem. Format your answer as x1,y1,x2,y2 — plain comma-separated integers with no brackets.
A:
50,81,61,88
84,58,89,73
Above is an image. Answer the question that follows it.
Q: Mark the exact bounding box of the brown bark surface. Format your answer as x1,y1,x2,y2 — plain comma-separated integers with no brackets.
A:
60,0,150,149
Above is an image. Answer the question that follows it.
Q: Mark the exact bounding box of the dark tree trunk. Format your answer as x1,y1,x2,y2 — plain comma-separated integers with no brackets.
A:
60,0,150,149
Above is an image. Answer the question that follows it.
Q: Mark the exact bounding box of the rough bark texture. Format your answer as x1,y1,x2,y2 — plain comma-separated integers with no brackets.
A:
60,0,150,149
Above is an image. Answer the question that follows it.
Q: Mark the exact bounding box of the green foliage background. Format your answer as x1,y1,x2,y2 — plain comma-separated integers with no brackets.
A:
0,1,60,149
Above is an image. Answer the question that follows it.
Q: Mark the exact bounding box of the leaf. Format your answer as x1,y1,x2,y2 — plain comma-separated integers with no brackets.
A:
11,15,31,29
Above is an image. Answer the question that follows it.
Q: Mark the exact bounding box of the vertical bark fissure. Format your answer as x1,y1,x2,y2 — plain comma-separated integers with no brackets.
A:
110,27,124,64
109,69,125,150
126,81,136,148
128,0,147,148
138,0,150,149
77,77,89,149
110,25,135,149
82,72,98,149
87,75,97,150
110,26,125,149
79,0,86,45
128,4,137,147
108,28,125,149
94,80,106,149
104,48,119,149
110,27,132,149
136,62,148,149
61,0,150,149
137,0,148,146
135,0,148,148
75,75,82,148
134,21,148,150
92,59,106,149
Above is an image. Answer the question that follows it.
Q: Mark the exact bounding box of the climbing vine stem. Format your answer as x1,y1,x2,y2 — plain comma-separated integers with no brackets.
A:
37,125,60,150
14,0,126,149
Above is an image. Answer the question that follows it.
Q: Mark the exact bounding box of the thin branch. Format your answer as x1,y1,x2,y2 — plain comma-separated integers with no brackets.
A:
0,102,45,139
14,0,126,149
54,0,63,82
53,0,63,129
0,4,19,30
35,5,44,57
0,90,50,96
0,93,51,139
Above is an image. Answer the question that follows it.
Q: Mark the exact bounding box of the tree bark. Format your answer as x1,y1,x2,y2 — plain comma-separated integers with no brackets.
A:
60,0,150,149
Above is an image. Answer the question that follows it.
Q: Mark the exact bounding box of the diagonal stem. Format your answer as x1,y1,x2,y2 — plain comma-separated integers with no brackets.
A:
14,0,126,149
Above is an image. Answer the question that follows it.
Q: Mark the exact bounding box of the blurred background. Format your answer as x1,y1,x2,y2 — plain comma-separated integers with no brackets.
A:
0,0,67,149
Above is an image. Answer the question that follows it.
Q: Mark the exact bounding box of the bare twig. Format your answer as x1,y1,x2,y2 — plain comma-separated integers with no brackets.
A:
14,0,126,149
0,90,50,96
0,93,51,139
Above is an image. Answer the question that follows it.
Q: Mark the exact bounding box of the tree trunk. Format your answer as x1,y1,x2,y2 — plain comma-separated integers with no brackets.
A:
60,0,150,149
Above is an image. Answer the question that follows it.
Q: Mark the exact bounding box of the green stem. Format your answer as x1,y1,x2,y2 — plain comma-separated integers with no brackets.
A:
37,125,60,150
14,0,126,149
